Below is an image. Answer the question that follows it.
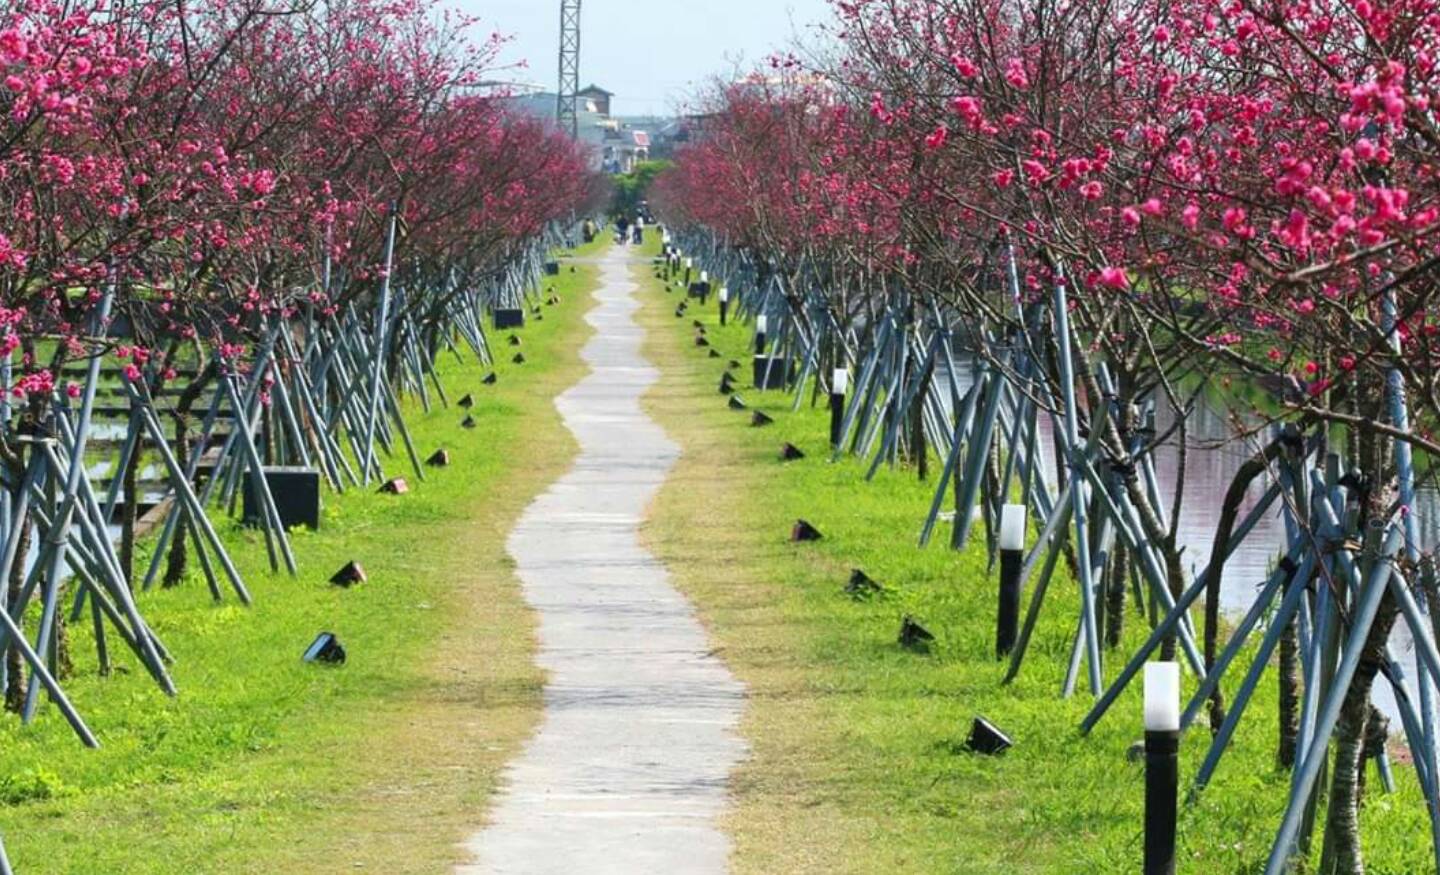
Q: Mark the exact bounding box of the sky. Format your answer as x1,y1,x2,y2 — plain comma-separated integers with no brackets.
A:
458,0,835,117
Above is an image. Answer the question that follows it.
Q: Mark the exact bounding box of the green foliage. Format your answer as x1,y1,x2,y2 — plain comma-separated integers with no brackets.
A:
610,160,672,219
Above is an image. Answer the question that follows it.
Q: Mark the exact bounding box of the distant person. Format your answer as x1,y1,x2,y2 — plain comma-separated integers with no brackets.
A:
633,224,643,244
615,214,631,244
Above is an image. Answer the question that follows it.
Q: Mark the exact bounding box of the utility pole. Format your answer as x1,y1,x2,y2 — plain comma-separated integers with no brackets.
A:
557,0,582,139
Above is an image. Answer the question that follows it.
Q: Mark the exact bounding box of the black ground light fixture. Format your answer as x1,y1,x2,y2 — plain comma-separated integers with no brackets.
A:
780,443,806,461
461,415,478,429
728,395,747,411
754,315,768,355
378,477,409,495
512,352,526,364
426,448,451,468
996,503,1027,658
719,286,730,325
845,569,882,600
965,716,1013,755
303,632,346,665
708,349,722,359
482,373,497,385
898,615,935,652
329,561,367,587
790,519,823,542
693,319,704,329
830,367,848,452
1144,662,1181,875
695,335,710,348
458,393,476,409
751,411,774,427
508,334,522,346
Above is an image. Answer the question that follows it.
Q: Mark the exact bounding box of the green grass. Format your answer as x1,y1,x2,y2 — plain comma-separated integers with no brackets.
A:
0,251,601,872
633,238,1432,874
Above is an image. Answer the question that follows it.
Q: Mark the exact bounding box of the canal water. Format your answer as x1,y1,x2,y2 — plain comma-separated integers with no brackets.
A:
940,356,1439,725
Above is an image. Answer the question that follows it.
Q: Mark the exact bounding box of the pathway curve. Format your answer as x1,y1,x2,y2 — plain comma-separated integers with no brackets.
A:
459,245,746,874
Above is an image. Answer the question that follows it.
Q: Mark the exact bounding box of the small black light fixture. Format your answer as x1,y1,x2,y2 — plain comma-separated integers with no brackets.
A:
695,336,710,348
708,349,722,359
378,477,409,495
790,519,823,542
303,632,346,664
845,569,882,600
329,561,367,587
780,443,806,461
898,615,934,652
426,449,451,468
728,359,742,370
482,373,498,385
1144,662,1181,875
728,395,747,410
692,319,704,329
508,335,522,347
461,415,478,429
458,394,476,409
965,717,1013,755
996,504,1027,659
751,411,774,427
512,352,526,364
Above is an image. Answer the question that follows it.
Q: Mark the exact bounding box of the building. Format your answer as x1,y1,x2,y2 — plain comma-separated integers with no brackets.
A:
576,84,613,118
503,82,654,173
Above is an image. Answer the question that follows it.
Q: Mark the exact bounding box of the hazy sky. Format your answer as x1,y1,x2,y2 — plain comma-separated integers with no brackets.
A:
458,0,835,116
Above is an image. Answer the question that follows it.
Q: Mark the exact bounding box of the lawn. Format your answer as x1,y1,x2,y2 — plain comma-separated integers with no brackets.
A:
0,240,604,873
632,237,1433,874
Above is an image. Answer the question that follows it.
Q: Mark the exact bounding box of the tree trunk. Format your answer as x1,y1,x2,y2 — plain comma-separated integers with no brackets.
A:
1319,593,1399,875
120,407,139,587
912,365,931,481
4,516,28,713
164,414,190,588
1199,439,1284,734
1278,577,1301,768
1106,541,1127,649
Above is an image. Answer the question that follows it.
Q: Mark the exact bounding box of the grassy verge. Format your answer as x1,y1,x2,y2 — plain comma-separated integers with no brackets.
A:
0,248,603,873
632,239,1431,873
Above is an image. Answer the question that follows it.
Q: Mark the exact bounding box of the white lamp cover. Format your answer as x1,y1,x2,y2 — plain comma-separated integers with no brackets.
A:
719,287,730,302
1144,662,1182,731
832,368,849,395
756,315,768,333
685,257,693,269
999,504,1027,552
700,270,709,282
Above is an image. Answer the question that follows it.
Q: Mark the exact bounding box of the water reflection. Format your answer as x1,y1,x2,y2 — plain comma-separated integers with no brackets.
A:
939,355,1439,725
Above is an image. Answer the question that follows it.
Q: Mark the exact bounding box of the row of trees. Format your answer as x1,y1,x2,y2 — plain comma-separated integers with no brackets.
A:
0,0,602,737
655,0,1440,871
